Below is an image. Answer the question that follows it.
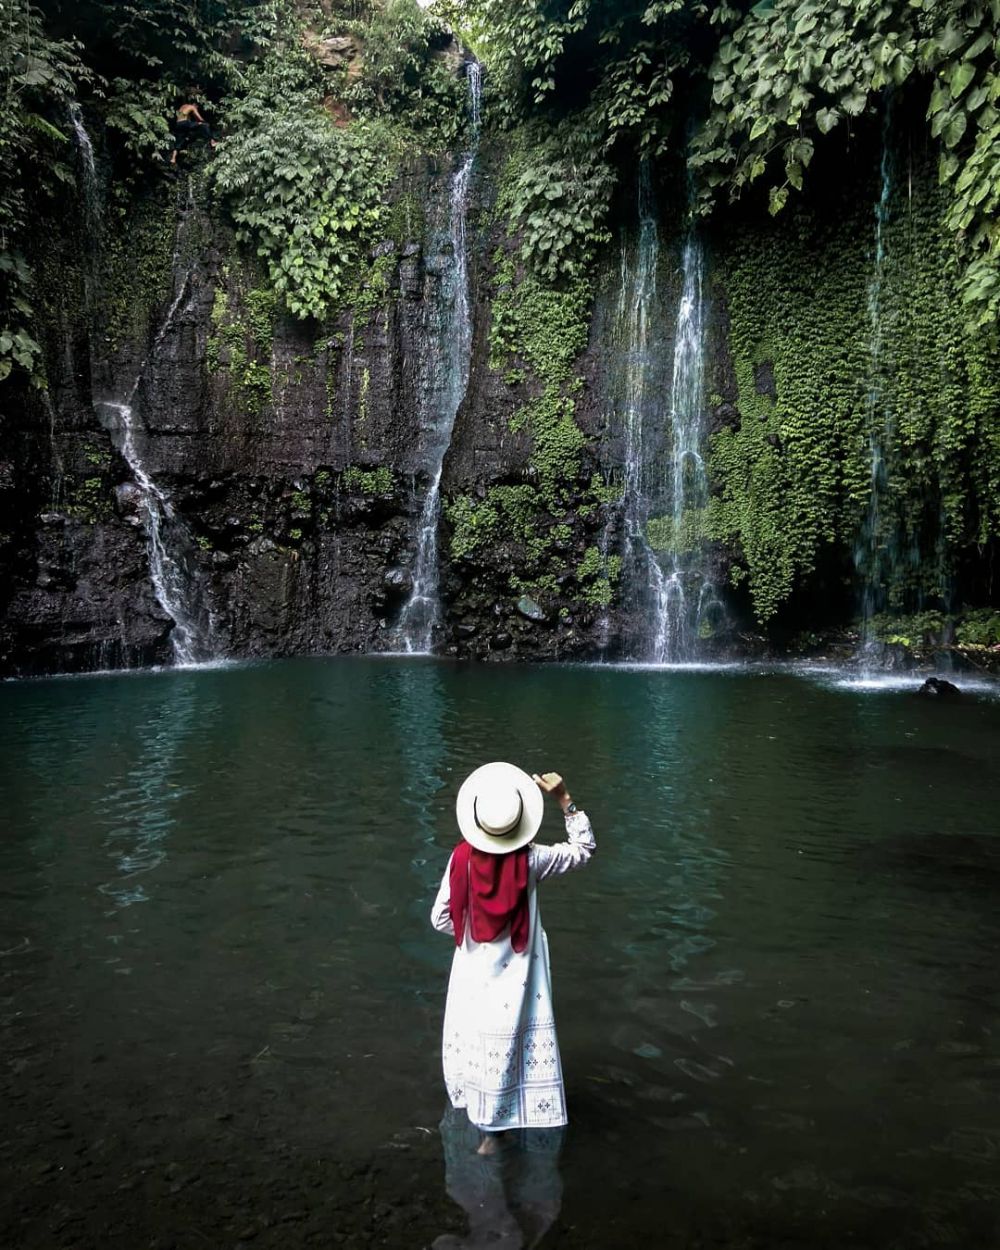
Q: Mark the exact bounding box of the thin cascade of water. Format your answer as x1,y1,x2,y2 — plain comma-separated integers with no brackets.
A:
99,400,208,665
69,103,101,236
95,183,215,665
394,62,482,654
656,234,722,661
616,165,672,658
854,110,898,664
69,101,103,322
69,103,210,663
42,390,65,506
56,103,102,505
614,166,720,661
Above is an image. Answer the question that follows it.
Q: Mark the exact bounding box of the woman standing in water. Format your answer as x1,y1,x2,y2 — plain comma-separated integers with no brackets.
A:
431,763,595,1142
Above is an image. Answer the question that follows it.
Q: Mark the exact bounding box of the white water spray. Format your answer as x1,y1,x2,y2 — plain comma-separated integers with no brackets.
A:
615,166,672,658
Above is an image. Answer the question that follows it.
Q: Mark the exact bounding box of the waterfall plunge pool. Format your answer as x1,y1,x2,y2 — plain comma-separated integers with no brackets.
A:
2,657,999,1247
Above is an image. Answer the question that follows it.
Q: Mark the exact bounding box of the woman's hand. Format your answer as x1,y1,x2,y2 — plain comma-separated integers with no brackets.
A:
533,772,573,811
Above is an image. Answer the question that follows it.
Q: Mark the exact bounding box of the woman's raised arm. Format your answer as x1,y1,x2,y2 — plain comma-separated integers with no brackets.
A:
530,772,596,880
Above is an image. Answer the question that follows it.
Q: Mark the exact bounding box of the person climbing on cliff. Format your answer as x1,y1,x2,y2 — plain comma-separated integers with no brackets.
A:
169,94,217,165
430,764,595,1152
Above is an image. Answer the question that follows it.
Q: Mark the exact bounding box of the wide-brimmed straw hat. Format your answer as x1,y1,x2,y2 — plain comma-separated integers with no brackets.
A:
456,761,544,855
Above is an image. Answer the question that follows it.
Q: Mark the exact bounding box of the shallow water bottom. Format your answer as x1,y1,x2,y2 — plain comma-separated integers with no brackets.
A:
2,656,999,1247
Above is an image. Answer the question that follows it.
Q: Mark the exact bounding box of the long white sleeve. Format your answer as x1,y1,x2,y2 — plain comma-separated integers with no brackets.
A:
430,852,456,934
530,810,596,881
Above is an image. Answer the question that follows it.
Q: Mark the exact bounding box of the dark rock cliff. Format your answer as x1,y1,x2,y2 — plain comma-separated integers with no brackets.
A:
0,142,625,676
2,115,997,677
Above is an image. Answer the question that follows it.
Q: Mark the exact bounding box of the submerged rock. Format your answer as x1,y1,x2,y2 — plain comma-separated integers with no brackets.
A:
916,677,963,699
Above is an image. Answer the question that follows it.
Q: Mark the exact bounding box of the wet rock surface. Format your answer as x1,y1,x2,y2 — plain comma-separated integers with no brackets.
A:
1,1062,951,1250
0,1108,458,1249
0,151,631,676
2,989,992,1250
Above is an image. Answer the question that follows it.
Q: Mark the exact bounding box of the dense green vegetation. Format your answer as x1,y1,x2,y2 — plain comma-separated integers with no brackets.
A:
459,0,1000,626
1,0,248,382
463,0,1000,329
7,1,997,347
210,0,468,317
692,0,1000,328
0,0,469,380
0,0,85,381
705,159,1000,622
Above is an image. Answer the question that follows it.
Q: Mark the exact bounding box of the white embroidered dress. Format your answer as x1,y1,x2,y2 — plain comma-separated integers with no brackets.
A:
430,810,596,1130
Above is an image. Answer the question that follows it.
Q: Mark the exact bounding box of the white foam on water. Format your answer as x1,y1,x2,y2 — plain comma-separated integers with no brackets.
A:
788,661,1000,697
570,659,758,675
5,658,246,686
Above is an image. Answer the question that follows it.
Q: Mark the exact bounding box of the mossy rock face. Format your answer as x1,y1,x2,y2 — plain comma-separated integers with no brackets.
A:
206,272,278,419
9,84,1000,674
706,148,1000,629
435,143,613,658
101,183,179,356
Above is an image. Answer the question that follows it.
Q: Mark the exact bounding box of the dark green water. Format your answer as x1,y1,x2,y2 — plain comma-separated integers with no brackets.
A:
2,658,1000,1248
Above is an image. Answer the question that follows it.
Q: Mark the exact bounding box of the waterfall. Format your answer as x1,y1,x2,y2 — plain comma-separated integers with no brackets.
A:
69,103,101,237
95,185,215,666
42,390,65,506
394,62,481,654
615,165,671,659
58,103,101,505
69,102,103,315
68,101,208,665
99,399,210,666
614,166,720,662
658,234,722,660
854,109,898,662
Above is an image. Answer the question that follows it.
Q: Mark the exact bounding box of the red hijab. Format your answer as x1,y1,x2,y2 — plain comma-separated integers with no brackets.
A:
449,841,530,953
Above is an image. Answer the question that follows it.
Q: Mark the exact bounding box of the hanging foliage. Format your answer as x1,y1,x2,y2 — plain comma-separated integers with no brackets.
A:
465,0,1000,328
690,0,1000,326
0,0,85,384
211,103,390,319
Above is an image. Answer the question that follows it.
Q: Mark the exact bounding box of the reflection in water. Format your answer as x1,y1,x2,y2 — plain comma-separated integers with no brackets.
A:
94,676,203,907
388,660,451,896
603,673,732,1089
3,660,1000,1246
434,1106,564,1250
